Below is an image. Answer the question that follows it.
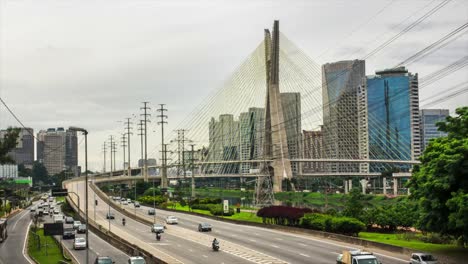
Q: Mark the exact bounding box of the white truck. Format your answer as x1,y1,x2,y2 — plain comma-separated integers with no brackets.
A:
336,250,381,264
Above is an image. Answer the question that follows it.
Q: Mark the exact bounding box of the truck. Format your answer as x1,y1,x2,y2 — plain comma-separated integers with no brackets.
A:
336,250,381,264
0,218,7,243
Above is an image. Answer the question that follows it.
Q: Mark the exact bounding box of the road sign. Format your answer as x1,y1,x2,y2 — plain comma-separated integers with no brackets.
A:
223,200,229,214
51,188,68,197
44,223,63,236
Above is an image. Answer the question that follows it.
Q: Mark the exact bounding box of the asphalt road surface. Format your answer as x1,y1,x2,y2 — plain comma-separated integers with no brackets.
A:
68,180,411,264
0,208,34,264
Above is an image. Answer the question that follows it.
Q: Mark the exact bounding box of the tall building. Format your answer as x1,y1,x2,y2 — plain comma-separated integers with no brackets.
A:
303,127,324,173
238,108,265,173
280,93,302,173
420,109,449,152
322,60,365,173
0,128,34,168
36,127,78,175
358,67,421,173
208,114,239,174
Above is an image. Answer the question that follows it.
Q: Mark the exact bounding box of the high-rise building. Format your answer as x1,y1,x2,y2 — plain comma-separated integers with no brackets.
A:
322,60,365,173
238,108,265,173
208,114,239,174
280,93,302,173
420,109,449,152
0,128,34,168
358,67,421,173
36,127,78,175
303,127,324,173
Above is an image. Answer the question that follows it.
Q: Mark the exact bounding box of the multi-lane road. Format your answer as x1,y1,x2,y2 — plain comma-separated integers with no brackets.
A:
0,208,34,264
66,179,411,264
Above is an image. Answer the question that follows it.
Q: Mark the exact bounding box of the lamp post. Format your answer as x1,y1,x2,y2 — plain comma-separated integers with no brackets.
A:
69,126,89,264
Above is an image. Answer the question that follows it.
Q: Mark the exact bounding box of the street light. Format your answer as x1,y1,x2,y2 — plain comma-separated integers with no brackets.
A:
69,126,89,264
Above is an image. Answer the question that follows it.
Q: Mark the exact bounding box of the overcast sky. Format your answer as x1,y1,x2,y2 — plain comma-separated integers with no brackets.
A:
1,0,467,172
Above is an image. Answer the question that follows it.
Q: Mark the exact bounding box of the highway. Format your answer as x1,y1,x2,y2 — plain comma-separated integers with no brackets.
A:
0,208,34,264
68,179,411,264
41,198,130,264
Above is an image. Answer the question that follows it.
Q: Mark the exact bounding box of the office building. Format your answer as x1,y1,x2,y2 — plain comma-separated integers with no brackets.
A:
420,109,449,152
358,67,421,172
208,114,239,174
280,93,302,173
322,60,365,173
238,107,265,173
36,127,78,175
0,128,34,168
303,127,324,173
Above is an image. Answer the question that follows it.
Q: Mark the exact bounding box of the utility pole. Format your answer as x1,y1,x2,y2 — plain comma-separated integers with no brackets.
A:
125,118,132,177
137,120,144,170
157,104,168,188
111,140,117,172
109,136,114,177
121,133,127,172
141,102,151,182
189,144,196,198
102,142,107,173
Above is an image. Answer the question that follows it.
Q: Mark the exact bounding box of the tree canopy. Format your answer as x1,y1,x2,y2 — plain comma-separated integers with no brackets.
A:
0,127,20,164
409,107,468,245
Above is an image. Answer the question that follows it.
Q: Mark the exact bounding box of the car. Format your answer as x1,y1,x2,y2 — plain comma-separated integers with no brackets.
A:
54,215,64,223
151,224,165,233
106,212,115,219
127,198,132,203
37,210,44,217
410,253,438,264
165,216,178,224
128,256,146,264
122,201,128,205
50,205,55,210
198,223,212,232
94,256,114,264
147,208,155,215
77,224,87,234
121,198,126,202
53,209,60,215
73,220,82,229
62,228,75,239
134,202,140,208
73,237,86,250
30,207,36,213
114,196,121,201
65,217,74,224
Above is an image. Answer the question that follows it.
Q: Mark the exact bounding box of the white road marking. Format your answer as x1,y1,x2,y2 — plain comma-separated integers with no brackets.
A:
271,244,279,248
274,237,283,241
248,239,256,242
22,220,34,264
188,249,193,252
202,255,208,258
13,210,29,230
298,243,307,247
299,253,310,258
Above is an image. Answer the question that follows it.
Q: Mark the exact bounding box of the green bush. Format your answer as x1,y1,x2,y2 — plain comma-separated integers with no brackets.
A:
301,213,364,236
208,205,234,216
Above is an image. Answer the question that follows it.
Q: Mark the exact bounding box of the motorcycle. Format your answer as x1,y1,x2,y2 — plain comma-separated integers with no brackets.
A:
212,240,219,251
156,232,161,241
122,218,126,226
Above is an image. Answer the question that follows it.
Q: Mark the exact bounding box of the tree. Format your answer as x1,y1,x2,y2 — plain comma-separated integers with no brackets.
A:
31,161,49,186
343,188,364,220
0,127,20,164
409,107,468,246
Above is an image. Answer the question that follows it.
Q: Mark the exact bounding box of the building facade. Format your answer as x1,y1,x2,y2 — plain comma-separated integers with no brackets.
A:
420,109,449,152
358,67,421,173
280,93,302,173
37,127,78,175
238,107,265,173
208,114,240,174
303,127,324,173
322,60,365,173
0,128,34,168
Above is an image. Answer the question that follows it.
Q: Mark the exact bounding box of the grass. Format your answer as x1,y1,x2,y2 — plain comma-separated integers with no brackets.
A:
28,228,69,264
359,232,461,252
168,203,263,223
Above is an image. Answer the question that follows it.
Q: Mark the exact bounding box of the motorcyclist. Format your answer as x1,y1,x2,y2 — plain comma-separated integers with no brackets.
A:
212,238,219,250
122,217,126,226
156,232,161,241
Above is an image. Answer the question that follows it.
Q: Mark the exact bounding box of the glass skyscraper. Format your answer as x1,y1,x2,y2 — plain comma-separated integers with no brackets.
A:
358,67,421,173
420,109,449,152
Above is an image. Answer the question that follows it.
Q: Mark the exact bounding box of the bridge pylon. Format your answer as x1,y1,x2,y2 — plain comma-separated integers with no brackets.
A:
263,20,294,193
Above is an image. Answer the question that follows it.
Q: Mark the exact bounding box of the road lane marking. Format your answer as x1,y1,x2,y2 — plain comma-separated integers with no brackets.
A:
299,253,310,258
271,244,279,248
248,239,256,242
13,210,29,230
203,255,208,258
274,237,283,241
22,220,34,264
298,243,307,247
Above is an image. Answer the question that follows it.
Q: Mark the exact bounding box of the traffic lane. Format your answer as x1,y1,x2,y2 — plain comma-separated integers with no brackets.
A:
130,203,408,264
0,208,33,264
91,189,252,264
125,203,333,264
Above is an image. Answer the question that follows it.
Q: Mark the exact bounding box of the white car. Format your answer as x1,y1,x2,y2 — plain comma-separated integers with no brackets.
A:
165,216,178,224
128,256,146,264
73,237,86,250
151,224,165,233
53,215,64,223
122,201,128,205
73,220,82,229
127,198,132,203
410,253,438,264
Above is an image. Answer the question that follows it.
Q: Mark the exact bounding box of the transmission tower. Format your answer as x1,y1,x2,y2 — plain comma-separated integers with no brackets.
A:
157,104,168,188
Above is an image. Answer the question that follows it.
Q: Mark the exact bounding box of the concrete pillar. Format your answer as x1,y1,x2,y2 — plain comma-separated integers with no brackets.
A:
348,179,353,191
344,180,349,194
359,179,369,194
393,178,398,196
383,177,387,195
